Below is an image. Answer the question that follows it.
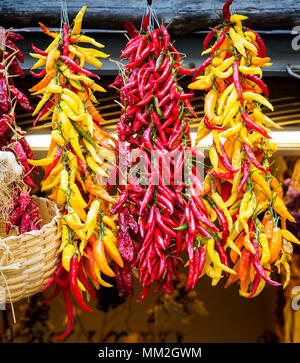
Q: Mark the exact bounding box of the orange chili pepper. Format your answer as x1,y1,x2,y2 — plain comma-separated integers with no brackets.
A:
84,246,100,290
238,248,251,292
89,235,116,278
269,227,282,264
29,70,56,92
243,233,256,255
230,232,245,263
225,260,240,288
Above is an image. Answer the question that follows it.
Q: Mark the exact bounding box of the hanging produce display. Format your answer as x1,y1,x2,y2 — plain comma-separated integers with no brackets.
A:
109,9,232,302
28,6,123,340
0,28,41,234
188,0,300,297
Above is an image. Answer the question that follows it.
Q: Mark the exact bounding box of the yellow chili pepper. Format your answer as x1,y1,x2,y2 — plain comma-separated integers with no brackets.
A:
250,168,272,199
56,169,68,205
239,65,262,78
85,199,101,240
207,239,237,275
243,92,274,111
77,47,104,69
94,263,113,288
28,153,56,166
45,48,60,73
102,229,123,268
217,83,234,116
230,14,248,28
211,191,233,231
62,88,85,113
222,102,240,128
70,182,87,208
209,146,219,170
59,111,85,162
32,91,51,116
229,28,246,56
273,197,296,223
281,229,300,245
102,215,117,232
86,156,109,178
59,223,70,253
68,45,85,67
225,140,242,208
259,233,271,265
214,66,233,79
62,244,75,272
71,34,105,48
219,122,242,138
65,211,86,230
41,173,61,192
70,194,86,222
83,139,103,165
72,5,88,36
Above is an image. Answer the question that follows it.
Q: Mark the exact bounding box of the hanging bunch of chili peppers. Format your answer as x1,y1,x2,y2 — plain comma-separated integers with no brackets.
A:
110,10,230,302
188,0,300,297
0,29,42,235
28,6,124,340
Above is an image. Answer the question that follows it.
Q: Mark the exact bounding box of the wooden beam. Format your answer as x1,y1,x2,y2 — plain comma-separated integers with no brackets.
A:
1,0,300,34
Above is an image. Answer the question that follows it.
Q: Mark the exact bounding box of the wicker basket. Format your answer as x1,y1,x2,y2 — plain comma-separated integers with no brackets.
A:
0,197,61,305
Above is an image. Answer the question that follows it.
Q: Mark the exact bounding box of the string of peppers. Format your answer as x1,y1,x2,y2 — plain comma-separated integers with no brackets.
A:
188,0,300,297
28,6,124,340
0,28,42,234
109,9,233,301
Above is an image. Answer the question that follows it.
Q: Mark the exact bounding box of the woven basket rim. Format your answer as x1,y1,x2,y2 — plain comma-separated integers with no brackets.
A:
0,197,60,242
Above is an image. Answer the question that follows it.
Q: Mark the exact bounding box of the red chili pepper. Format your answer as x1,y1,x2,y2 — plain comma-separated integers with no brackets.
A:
244,144,267,174
190,197,220,233
198,246,206,276
243,74,269,97
232,60,244,106
77,258,97,300
160,25,170,52
204,115,226,130
43,284,62,303
203,26,221,50
62,25,70,56
156,193,174,214
215,241,230,276
236,159,249,195
207,170,233,179
111,190,129,215
184,97,198,118
123,20,139,38
139,184,154,216
210,32,226,57
43,146,62,180
245,27,267,58
214,206,229,246
192,57,212,82
69,256,92,312
56,286,74,341
155,208,178,238
217,143,239,173
246,273,261,298
30,68,47,78
177,67,196,75
223,0,234,23
33,98,54,126
251,243,281,287
185,232,195,291
31,43,48,57
136,93,153,106
60,55,99,79
156,74,174,99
